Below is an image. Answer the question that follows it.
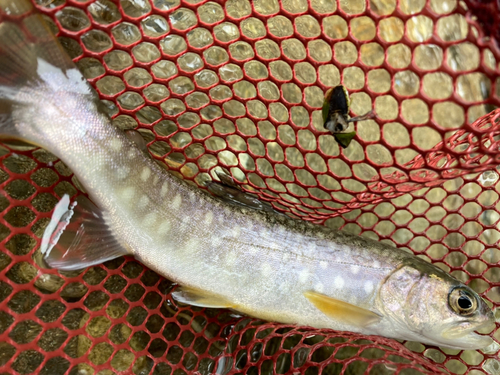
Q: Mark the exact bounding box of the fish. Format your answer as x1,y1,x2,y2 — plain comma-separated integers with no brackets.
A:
0,2,495,350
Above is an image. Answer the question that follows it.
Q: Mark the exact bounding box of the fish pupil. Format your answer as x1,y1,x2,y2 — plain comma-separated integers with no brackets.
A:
458,295,472,310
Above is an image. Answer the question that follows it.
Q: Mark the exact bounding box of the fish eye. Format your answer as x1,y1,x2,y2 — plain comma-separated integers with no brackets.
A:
448,287,477,316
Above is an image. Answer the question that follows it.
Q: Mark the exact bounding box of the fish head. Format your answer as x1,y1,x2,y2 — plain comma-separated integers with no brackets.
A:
378,256,495,349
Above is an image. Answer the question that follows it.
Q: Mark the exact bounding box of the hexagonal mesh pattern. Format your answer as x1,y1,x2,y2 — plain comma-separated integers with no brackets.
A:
1,0,500,374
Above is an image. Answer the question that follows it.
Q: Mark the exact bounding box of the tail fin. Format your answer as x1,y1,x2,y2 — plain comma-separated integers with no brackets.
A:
0,8,75,88
0,19,35,139
0,3,85,140
0,20,37,88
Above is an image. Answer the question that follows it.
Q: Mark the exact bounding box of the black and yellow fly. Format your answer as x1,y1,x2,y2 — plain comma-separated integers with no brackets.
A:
322,85,374,148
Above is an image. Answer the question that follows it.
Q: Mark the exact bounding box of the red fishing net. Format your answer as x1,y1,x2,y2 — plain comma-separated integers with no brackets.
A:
0,0,499,374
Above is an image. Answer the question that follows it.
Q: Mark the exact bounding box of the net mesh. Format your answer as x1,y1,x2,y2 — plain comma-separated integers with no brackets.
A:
0,0,499,374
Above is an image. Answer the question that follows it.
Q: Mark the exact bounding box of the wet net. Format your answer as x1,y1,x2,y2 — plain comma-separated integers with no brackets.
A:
0,0,500,374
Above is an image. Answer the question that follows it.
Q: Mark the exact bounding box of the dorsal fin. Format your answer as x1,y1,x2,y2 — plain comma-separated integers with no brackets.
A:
206,171,277,213
125,129,150,156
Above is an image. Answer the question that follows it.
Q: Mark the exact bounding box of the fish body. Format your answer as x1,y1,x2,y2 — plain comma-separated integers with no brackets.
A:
0,4,494,350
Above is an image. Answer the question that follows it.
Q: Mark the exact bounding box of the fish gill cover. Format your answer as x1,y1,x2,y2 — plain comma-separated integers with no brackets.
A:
0,0,499,374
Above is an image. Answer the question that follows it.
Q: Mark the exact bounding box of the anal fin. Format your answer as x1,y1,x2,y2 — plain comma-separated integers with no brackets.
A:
172,286,234,309
40,194,130,271
304,291,381,328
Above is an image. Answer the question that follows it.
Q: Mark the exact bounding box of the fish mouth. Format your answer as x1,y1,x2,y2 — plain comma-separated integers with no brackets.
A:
439,330,493,350
439,319,495,350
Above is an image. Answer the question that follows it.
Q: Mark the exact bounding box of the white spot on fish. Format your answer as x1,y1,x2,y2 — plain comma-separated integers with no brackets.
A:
127,149,135,159
211,235,223,248
261,263,272,277
307,243,316,253
315,282,324,293
186,238,200,250
232,226,241,237
373,261,380,268
190,192,197,204
138,195,149,209
364,281,374,294
225,251,237,266
116,166,129,179
320,261,328,270
120,186,135,201
143,212,157,228
109,138,122,151
334,275,344,289
282,253,290,262
248,243,258,254
141,167,151,181
299,269,310,283
204,211,213,226
158,220,171,235
160,182,168,197
172,194,182,209
350,265,360,275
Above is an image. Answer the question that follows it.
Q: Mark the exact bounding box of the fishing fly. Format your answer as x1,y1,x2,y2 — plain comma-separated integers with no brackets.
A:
322,85,375,148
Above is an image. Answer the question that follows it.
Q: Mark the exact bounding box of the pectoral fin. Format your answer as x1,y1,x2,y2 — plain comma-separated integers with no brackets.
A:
304,291,381,328
172,286,235,309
